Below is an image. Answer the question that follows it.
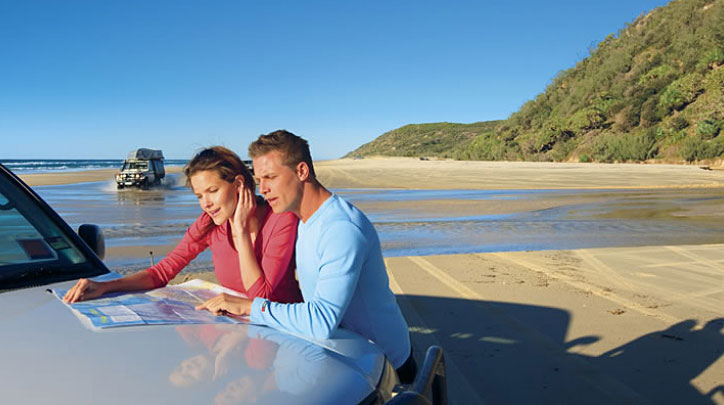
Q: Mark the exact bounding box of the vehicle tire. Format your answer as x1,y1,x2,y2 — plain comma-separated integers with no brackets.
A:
117,184,124,190
140,179,149,190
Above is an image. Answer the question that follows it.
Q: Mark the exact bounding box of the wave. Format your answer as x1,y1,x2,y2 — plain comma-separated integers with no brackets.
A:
0,159,188,174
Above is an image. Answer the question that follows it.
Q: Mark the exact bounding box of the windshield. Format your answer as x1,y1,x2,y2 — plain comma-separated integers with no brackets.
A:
122,161,148,171
0,169,105,290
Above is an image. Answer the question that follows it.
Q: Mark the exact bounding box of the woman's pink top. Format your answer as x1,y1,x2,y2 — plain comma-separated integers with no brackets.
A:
146,209,303,303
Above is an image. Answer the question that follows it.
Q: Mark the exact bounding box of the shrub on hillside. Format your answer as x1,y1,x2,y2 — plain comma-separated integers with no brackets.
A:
680,136,724,162
590,130,658,162
697,118,722,140
638,64,675,86
658,73,704,111
669,115,690,131
568,107,606,132
700,48,724,68
703,68,724,97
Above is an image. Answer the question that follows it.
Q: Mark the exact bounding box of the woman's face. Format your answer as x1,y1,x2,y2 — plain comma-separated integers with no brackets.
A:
190,170,239,225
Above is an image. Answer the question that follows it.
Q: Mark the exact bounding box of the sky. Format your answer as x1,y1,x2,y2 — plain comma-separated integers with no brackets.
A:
0,0,673,160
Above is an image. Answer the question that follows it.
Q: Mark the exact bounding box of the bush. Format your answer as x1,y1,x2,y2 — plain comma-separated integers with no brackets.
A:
697,118,722,140
659,73,704,112
459,133,510,161
638,64,674,85
700,48,724,68
680,137,724,161
568,107,605,132
703,68,724,96
640,98,664,127
669,115,689,131
590,130,658,162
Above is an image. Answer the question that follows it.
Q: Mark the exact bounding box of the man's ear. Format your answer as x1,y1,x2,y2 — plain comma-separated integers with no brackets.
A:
296,162,310,181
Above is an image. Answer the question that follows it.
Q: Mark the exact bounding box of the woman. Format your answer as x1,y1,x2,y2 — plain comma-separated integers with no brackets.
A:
63,146,303,313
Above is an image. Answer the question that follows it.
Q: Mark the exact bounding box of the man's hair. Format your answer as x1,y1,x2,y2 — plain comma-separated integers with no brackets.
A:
248,130,316,177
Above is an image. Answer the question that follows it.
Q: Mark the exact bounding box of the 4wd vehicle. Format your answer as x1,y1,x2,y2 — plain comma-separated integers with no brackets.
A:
115,148,166,189
0,162,447,404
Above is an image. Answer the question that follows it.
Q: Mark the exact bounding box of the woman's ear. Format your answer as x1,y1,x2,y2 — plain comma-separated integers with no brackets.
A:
234,174,244,188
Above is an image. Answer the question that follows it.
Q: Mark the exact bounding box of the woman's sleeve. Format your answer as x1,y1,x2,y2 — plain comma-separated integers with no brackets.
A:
245,212,298,299
145,214,211,288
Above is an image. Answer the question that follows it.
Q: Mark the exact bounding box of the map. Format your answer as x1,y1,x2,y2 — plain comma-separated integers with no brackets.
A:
53,277,248,330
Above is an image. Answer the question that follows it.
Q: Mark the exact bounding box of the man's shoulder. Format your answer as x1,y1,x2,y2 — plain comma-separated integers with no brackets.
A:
319,195,366,223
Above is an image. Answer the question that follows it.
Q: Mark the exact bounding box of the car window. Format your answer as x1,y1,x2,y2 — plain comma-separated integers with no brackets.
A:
0,174,86,271
0,185,86,268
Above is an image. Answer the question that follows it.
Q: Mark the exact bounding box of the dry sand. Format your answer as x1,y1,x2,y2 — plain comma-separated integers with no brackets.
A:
316,157,724,190
21,158,724,403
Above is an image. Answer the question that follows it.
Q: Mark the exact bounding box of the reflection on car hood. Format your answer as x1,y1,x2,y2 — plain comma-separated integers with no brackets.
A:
0,280,385,404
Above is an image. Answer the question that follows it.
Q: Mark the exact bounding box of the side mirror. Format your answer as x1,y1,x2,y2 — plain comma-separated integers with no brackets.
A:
78,224,105,260
387,346,447,405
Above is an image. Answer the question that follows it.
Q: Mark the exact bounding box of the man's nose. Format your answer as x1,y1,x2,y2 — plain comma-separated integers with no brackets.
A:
259,179,269,194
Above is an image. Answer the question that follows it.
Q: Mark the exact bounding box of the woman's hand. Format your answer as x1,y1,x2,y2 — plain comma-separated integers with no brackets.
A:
231,185,256,234
63,278,107,303
196,293,252,316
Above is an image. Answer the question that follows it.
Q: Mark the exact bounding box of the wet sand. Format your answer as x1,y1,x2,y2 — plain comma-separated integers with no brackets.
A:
19,165,185,186
20,158,724,404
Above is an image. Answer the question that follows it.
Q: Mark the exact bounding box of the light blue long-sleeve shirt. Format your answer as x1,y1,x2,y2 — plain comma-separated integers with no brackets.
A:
251,194,411,367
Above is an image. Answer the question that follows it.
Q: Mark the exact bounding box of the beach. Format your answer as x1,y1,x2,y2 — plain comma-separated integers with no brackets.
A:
19,158,724,404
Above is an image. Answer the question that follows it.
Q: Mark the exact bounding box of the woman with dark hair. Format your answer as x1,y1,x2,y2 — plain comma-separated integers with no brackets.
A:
64,146,302,312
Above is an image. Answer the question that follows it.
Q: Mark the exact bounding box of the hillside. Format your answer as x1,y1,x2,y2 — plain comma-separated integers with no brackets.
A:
345,121,501,158
348,0,724,163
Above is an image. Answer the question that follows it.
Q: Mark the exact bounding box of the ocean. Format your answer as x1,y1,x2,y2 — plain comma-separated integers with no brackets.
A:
0,159,189,174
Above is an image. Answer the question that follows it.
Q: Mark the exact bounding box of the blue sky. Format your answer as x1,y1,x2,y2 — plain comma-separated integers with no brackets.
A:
1,0,671,160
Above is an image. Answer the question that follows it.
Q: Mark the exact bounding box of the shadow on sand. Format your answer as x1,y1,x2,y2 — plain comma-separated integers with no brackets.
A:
398,295,723,404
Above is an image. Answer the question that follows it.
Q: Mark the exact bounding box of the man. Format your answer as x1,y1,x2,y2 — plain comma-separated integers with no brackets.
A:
197,130,416,383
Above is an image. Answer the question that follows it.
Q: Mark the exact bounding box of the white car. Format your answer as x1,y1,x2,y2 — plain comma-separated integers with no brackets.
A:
1,163,445,404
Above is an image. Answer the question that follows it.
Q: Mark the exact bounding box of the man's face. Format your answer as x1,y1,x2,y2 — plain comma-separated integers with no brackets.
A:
253,151,304,215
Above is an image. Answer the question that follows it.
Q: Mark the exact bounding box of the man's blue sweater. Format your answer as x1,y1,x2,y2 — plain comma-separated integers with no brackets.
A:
251,194,411,367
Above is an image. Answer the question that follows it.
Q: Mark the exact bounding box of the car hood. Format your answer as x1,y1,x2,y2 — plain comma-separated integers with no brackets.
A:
0,280,385,404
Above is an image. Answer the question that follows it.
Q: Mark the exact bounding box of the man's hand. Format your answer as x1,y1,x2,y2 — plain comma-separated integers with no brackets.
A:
63,278,107,303
196,293,252,316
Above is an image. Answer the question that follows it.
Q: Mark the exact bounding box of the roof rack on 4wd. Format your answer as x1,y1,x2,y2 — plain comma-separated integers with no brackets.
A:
127,148,164,160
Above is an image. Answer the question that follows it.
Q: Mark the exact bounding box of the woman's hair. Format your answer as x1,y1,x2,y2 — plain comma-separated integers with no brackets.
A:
184,146,255,191
183,147,261,238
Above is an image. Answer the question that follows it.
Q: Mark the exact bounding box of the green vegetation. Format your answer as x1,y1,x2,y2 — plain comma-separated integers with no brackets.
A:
344,121,501,159
347,0,724,163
